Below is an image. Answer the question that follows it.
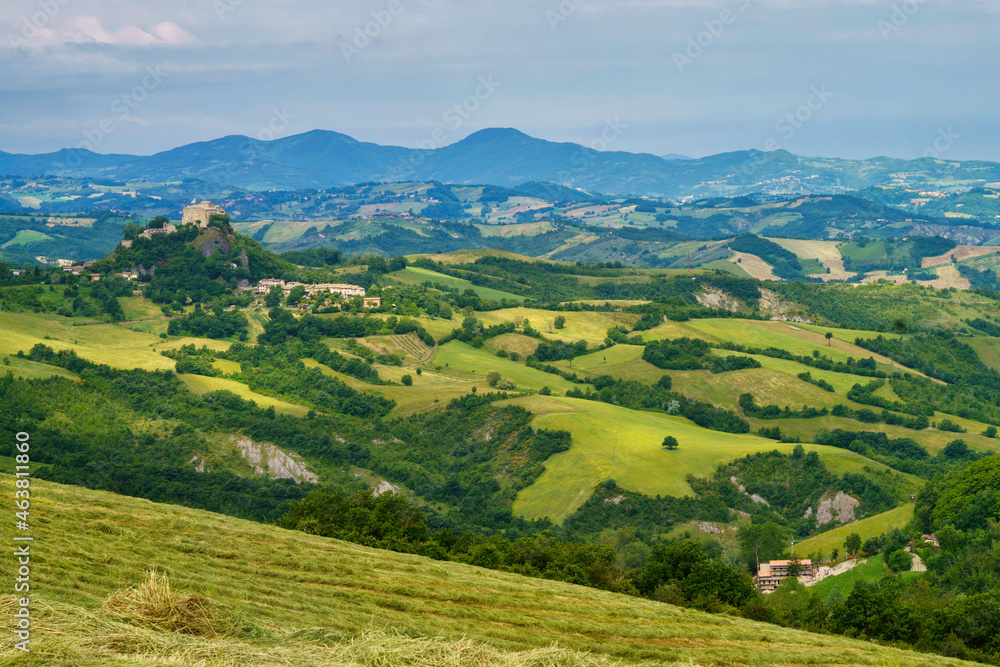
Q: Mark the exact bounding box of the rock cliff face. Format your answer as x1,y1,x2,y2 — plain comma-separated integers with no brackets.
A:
233,436,318,484
372,480,401,497
813,491,860,524
195,227,235,258
696,287,741,312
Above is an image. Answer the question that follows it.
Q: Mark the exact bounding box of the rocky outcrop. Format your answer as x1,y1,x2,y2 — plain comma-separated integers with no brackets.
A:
815,491,859,524
697,287,741,313
233,436,318,484
372,480,401,497
195,228,235,258
759,289,810,323
730,476,770,506
698,522,725,534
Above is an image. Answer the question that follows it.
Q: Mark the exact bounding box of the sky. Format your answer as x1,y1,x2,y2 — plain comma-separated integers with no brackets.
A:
1,0,998,161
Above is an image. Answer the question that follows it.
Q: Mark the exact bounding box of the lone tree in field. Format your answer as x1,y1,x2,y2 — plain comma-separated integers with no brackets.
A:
554,315,566,330
662,436,679,450
825,332,833,347
845,532,863,558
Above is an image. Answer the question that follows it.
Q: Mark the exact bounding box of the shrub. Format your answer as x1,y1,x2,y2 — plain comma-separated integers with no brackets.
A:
885,549,913,573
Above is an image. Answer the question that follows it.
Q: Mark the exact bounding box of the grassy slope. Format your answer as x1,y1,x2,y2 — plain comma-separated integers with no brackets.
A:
967,336,1000,373
0,356,79,381
303,358,478,417
0,476,974,667
507,396,899,524
808,554,922,602
389,266,526,302
0,311,231,371
797,504,915,561
178,374,310,417
476,308,640,344
431,341,579,394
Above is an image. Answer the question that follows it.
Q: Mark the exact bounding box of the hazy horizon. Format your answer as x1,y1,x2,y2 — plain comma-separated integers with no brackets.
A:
0,125,989,165
2,0,998,162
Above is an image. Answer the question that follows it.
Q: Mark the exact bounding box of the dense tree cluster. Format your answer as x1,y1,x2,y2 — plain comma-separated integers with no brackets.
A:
167,304,249,340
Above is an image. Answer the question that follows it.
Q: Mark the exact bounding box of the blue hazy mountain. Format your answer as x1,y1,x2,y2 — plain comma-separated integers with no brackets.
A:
3,128,1000,198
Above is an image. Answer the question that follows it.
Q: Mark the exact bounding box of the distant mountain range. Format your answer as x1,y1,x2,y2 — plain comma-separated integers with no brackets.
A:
4,128,1000,199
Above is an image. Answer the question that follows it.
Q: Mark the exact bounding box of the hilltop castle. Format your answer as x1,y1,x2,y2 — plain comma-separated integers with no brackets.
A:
121,201,227,249
181,201,227,228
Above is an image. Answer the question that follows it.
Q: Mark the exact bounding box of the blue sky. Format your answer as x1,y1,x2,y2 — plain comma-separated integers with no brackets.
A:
1,0,997,161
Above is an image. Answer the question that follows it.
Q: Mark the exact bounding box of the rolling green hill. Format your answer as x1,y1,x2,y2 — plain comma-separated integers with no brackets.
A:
797,504,916,561
507,395,901,524
8,229,1000,665
0,476,976,667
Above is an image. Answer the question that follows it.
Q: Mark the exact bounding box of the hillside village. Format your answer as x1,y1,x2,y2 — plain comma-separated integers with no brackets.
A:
52,200,373,305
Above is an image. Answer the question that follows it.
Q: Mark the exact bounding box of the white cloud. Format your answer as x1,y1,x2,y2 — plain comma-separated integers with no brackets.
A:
5,16,198,50
151,22,198,46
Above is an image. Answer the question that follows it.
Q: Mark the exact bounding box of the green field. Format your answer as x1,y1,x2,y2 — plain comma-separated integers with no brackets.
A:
211,359,242,375
967,336,1000,373
476,308,639,344
807,553,922,602
809,554,889,601
508,396,896,524
390,266,526,302
178,374,310,417
0,476,974,666
303,357,480,417
0,311,175,371
554,343,884,410
119,296,170,322
642,318,926,378
0,228,53,247
431,341,579,394
0,355,79,381
551,344,664,383
484,333,541,357
797,504,915,561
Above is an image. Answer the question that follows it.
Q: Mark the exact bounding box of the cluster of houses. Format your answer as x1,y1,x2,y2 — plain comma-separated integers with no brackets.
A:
33,201,385,309
252,278,381,308
58,260,140,284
